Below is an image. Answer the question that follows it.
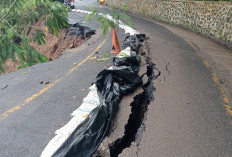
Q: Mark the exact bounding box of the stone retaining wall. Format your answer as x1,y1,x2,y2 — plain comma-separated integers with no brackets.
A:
107,0,232,48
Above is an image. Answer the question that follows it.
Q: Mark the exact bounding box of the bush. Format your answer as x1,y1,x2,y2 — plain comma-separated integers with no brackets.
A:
0,0,69,72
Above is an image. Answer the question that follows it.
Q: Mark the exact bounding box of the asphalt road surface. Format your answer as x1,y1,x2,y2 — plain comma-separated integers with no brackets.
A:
120,14,232,157
0,0,232,157
0,6,126,156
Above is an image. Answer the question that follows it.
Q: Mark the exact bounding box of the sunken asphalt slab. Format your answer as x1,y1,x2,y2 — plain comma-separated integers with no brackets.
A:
120,14,232,157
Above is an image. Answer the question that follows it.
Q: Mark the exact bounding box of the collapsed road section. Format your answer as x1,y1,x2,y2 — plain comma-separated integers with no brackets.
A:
93,39,160,157
49,34,148,157
41,9,159,157
109,56,160,157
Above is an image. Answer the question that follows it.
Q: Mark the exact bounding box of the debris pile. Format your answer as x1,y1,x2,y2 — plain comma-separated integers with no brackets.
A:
69,23,96,38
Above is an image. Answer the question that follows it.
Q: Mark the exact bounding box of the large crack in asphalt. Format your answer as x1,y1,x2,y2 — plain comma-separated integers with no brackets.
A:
109,41,160,157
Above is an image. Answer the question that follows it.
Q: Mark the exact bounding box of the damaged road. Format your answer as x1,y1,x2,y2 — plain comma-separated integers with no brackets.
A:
118,12,232,157
73,1,232,156
110,57,159,157
1,0,232,157
0,8,127,157
94,39,160,157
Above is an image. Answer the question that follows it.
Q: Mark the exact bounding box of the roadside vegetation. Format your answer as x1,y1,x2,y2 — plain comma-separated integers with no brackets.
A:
0,0,69,73
86,4,133,36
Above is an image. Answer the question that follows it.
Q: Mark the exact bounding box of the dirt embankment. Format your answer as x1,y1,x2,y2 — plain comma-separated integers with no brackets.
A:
2,19,86,74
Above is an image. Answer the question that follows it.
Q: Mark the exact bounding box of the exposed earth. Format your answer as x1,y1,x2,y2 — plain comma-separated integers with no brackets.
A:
2,19,87,74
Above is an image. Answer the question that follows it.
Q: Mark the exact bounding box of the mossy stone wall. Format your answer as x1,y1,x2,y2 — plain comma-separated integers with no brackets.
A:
107,0,232,48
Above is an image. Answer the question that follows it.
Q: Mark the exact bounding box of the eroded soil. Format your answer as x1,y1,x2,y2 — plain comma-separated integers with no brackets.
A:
2,20,86,74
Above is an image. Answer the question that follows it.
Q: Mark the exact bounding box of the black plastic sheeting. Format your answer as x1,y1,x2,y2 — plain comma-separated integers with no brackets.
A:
54,0,75,9
122,34,146,51
52,34,146,157
68,23,96,38
113,55,140,73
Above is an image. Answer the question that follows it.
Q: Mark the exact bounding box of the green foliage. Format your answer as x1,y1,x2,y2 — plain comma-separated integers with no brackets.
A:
33,30,47,45
86,4,134,36
137,54,141,62
95,57,110,62
117,52,130,58
0,0,69,73
103,53,110,57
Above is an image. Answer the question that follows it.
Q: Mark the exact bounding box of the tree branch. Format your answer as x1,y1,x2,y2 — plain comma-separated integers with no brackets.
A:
0,0,19,24
4,19,21,36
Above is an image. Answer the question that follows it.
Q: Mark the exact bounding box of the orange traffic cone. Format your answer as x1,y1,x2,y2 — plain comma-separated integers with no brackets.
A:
99,0,105,5
110,28,121,55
